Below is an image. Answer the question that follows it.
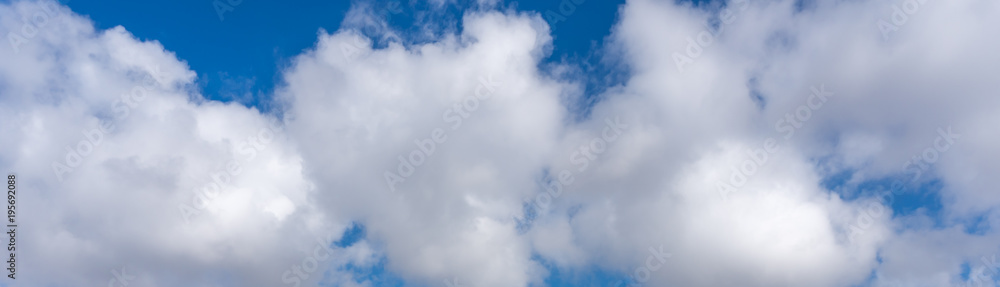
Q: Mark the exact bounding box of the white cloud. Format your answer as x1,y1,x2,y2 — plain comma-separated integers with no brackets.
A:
2,0,999,286
1,1,349,286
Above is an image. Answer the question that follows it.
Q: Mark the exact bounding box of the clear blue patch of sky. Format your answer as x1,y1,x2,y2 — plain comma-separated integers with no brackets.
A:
335,221,366,248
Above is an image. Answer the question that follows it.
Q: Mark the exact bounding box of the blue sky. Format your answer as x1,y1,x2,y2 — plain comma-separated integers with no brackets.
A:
62,0,630,110
2,0,999,286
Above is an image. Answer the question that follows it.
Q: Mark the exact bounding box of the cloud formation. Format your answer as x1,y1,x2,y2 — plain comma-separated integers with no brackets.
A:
1,0,999,286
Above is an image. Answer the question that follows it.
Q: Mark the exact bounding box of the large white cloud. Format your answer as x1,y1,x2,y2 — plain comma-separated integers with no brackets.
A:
567,0,1000,286
0,1,360,286
278,10,568,286
1,0,999,286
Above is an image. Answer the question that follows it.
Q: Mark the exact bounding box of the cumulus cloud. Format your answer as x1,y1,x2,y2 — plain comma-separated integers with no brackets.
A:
1,0,999,286
0,1,351,286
